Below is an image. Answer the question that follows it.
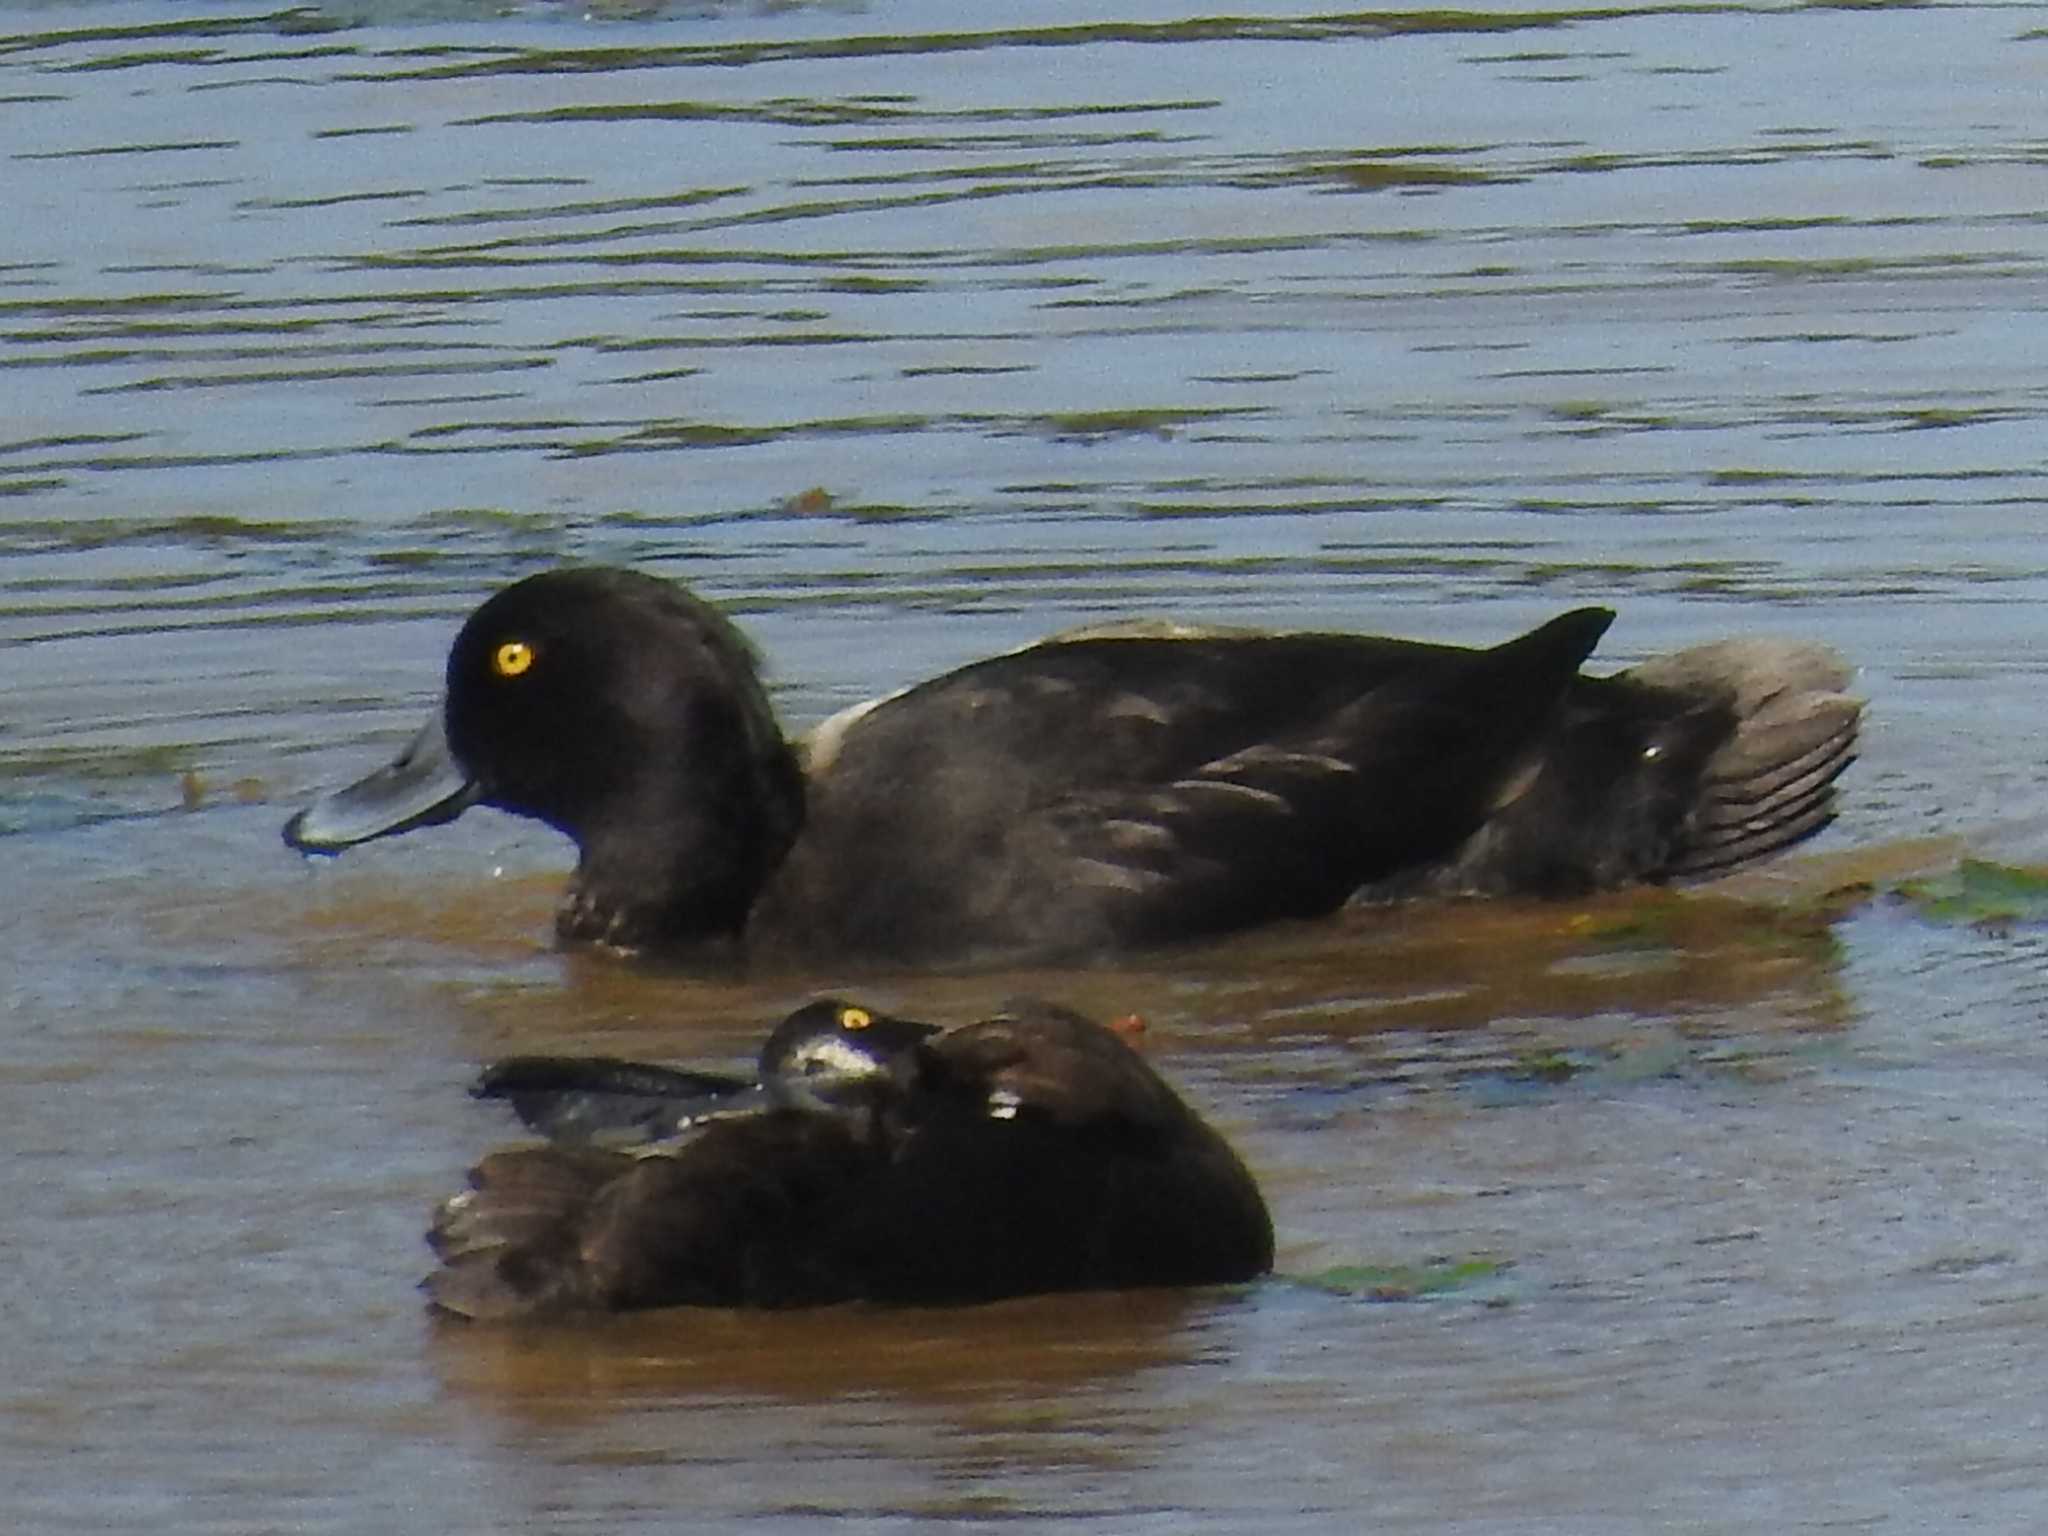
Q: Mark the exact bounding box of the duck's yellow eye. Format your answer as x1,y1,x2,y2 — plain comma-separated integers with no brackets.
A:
837,1006,872,1032
492,641,535,678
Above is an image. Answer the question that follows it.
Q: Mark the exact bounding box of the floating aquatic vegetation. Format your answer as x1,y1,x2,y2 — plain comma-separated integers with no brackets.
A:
1890,859,2048,931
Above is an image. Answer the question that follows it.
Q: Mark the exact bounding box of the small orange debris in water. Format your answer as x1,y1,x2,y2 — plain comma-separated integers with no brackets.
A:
782,486,835,515
1109,1013,1147,1042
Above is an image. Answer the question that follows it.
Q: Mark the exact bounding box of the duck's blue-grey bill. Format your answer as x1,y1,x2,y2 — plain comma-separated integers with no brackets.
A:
282,708,479,853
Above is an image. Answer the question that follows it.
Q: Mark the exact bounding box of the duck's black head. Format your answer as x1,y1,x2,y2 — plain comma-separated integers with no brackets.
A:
756,998,940,1116
286,567,806,950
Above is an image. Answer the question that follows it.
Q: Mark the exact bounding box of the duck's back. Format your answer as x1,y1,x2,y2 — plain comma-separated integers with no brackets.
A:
751,613,1617,963
851,1009,1275,1299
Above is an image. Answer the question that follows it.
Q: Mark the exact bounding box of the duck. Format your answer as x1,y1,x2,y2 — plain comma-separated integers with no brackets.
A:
426,997,1276,1319
284,565,1861,966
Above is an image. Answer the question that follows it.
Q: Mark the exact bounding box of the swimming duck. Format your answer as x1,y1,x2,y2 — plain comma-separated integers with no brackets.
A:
285,566,1861,965
426,998,1275,1318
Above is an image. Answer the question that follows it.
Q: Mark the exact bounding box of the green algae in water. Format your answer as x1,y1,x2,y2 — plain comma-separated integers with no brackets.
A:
0,742,194,782
1291,1257,1513,1302
1891,860,2048,929
6,513,334,549
1285,155,1501,192
1506,1047,1586,1084
407,506,562,534
1035,405,1257,441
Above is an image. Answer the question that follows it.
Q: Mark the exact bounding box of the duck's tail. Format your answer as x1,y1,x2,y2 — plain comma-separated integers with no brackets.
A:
1625,637,1862,880
426,1113,879,1319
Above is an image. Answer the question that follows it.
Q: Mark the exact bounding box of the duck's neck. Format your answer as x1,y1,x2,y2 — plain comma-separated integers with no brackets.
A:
555,742,806,953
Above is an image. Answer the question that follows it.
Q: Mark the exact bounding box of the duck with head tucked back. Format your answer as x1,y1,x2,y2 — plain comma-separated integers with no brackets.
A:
426,997,1275,1319
284,566,1861,966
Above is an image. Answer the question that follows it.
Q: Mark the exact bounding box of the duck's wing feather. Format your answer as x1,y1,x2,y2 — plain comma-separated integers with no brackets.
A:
757,608,1615,961
471,1056,761,1144
1373,634,1862,897
852,1001,1275,1295
915,1000,1199,1134
426,1113,879,1318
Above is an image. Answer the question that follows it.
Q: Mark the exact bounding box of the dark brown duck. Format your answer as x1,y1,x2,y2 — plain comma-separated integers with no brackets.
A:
427,998,1276,1320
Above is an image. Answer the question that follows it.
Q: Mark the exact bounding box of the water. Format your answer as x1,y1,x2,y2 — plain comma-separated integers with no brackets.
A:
5,0,2048,1527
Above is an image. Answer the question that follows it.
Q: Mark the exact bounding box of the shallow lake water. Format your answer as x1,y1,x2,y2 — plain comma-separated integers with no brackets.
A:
6,0,2048,1528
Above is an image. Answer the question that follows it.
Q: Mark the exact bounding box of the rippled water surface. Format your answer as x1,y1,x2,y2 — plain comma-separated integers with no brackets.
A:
7,0,2048,1528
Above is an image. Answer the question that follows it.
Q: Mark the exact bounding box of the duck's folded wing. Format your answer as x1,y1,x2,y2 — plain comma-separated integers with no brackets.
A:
763,608,1614,961
989,608,1619,949
918,1001,1191,1133
870,1003,1276,1294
